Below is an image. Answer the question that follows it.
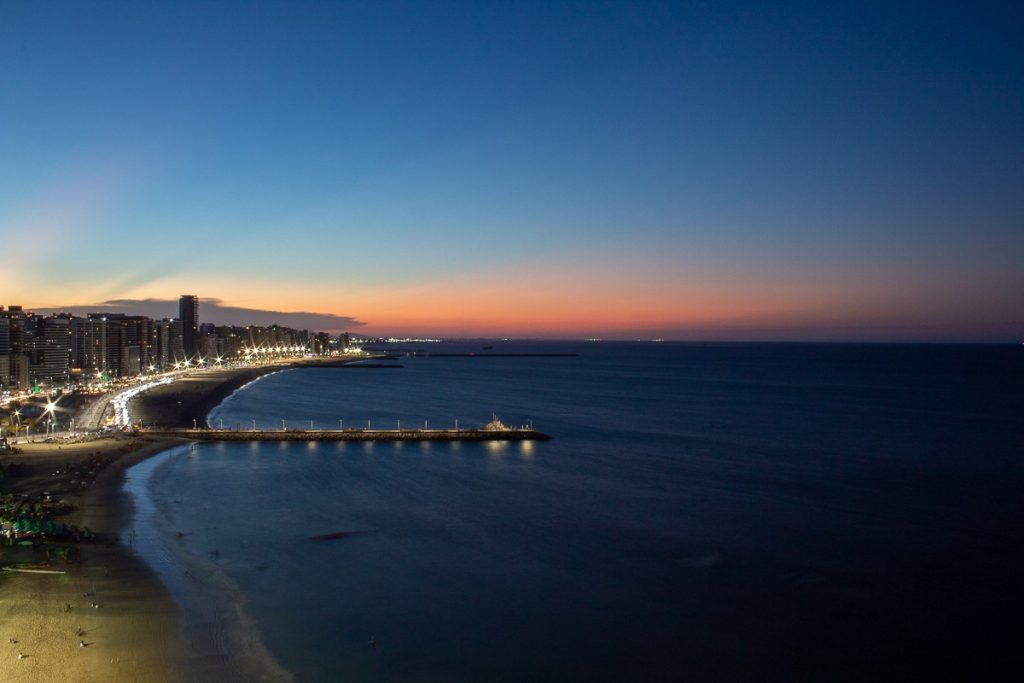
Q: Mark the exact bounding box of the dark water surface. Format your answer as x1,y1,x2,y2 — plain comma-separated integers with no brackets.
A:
128,343,1023,681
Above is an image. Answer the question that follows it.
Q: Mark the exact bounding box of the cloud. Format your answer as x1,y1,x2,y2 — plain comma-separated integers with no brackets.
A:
33,298,365,332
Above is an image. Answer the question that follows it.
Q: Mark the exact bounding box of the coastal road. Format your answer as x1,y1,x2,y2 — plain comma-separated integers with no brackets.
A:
76,392,114,430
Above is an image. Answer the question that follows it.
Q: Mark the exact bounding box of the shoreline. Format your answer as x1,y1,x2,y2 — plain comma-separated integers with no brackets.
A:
0,359,346,681
121,448,294,683
130,357,371,430
0,436,185,682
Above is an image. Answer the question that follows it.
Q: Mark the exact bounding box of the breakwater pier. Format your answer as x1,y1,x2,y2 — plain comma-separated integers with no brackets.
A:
141,426,551,443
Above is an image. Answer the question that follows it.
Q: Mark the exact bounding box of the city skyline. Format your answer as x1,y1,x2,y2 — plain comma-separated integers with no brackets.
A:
2,2,1022,342
0,298,343,394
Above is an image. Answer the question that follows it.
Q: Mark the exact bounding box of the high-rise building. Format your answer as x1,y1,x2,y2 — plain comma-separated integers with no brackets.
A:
1,306,27,389
6,306,26,354
28,316,71,385
170,319,185,362
72,316,108,374
179,295,199,358
154,319,172,368
0,311,11,389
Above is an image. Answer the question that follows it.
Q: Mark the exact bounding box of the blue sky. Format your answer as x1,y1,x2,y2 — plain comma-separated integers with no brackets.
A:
1,1,1021,339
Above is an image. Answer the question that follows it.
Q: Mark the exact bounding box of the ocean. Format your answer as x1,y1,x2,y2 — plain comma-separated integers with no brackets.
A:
123,342,1023,681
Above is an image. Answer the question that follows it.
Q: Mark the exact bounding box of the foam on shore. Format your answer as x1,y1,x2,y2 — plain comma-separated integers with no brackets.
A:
122,447,294,682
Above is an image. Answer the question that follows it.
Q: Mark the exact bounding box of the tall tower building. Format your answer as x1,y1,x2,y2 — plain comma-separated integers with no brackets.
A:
179,295,199,358
0,310,11,389
28,316,71,385
3,306,27,389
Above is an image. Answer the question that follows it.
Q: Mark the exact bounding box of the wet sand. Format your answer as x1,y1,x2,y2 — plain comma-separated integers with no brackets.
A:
131,358,355,429
0,438,184,683
130,367,288,429
0,359,362,681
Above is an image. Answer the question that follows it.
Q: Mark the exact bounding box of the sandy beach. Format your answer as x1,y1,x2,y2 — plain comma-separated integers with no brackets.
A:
0,361,324,681
131,358,359,429
0,437,183,683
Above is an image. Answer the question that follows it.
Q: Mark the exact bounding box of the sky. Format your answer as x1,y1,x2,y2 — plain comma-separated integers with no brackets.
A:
0,1,1021,341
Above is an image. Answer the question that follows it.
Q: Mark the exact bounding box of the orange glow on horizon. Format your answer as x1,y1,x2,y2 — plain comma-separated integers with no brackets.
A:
5,250,1020,341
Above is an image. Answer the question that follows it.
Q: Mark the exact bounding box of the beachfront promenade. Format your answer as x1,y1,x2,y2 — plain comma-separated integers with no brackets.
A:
141,426,551,442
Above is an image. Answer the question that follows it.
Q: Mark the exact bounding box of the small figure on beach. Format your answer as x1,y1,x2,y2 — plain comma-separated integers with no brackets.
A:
16,652,24,659
79,640,86,648
8,638,16,644
91,602,100,609
62,603,72,613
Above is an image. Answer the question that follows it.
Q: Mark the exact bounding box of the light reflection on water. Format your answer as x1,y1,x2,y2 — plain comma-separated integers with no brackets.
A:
160,342,1022,681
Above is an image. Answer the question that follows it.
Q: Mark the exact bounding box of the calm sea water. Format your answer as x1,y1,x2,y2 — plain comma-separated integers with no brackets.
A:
125,342,1023,681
